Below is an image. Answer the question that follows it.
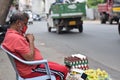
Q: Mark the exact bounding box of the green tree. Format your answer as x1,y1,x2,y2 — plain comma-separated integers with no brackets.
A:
87,0,105,8
0,0,13,25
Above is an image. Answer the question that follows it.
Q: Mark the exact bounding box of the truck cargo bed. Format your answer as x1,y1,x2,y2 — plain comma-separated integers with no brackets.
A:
98,3,108,12
50,2,86,18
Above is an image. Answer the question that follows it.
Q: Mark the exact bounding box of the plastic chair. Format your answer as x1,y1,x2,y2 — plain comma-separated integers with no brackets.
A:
1,45,56,80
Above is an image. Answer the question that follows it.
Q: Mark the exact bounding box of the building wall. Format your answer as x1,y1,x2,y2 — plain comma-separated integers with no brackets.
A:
45,0,55,14
18,0,44,14
32,0,44,14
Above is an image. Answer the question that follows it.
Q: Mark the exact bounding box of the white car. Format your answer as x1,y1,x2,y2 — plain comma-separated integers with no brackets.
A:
33,13,41,21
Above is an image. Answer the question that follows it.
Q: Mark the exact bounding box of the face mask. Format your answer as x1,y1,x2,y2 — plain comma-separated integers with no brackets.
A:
21,25,28,34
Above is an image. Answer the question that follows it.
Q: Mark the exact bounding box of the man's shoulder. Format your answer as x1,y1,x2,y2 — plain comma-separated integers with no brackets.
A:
7,32,24,40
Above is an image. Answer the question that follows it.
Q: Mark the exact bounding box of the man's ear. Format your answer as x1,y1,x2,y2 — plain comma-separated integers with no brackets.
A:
16,20,21,27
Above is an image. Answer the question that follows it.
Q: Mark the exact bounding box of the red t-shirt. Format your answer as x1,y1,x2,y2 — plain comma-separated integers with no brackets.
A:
2,29,43,77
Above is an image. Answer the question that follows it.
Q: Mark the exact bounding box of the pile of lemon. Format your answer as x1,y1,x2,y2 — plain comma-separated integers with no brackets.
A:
85,68,110,80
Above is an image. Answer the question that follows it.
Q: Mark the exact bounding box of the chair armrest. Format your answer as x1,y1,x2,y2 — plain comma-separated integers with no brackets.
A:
21,60,48,65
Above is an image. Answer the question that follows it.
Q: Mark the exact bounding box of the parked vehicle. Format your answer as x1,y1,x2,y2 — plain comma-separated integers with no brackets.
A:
47,2,86,34
98,0,120,24
32,13,41,21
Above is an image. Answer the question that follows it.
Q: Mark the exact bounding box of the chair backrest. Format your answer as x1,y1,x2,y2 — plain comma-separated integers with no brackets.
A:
1,45,56,80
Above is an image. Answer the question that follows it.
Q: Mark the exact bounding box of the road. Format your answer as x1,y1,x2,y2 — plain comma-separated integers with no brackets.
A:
27,20,120,79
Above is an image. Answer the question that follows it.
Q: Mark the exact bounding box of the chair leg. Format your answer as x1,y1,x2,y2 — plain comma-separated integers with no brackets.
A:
16,73,19,80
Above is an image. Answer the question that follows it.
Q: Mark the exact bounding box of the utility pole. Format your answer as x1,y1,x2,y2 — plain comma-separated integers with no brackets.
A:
0,0,13,25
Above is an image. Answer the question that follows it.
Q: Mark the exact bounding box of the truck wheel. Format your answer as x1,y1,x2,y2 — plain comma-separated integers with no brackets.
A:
101,14,106,24
109,19,113,24
66,26,70,32
118,23,120,35
117,19,119,24
56,26,61,34
48,27,51,32
101,19,106,24
78,24,83,33
47,23,51,32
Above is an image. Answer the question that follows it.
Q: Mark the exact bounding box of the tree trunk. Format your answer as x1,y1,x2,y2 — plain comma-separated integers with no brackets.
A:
0,0,13,25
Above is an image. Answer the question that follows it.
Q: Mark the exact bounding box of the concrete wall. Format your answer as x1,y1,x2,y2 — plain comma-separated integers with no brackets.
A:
86,8,100,20
32,0,44,14
32,0,56,15
19,0,32,11
44,0,55,14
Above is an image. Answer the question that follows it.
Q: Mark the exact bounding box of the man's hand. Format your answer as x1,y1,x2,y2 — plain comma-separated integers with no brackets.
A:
23,34,35,61
25,34,34,43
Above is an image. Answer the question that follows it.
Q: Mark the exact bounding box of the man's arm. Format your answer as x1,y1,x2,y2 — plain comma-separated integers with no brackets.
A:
21,34,35,61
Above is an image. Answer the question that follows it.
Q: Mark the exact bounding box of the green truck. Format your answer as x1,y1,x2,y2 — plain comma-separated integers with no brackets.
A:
47,2,86,34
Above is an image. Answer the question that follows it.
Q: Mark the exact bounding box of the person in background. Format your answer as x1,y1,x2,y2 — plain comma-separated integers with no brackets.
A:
2,12,68,80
